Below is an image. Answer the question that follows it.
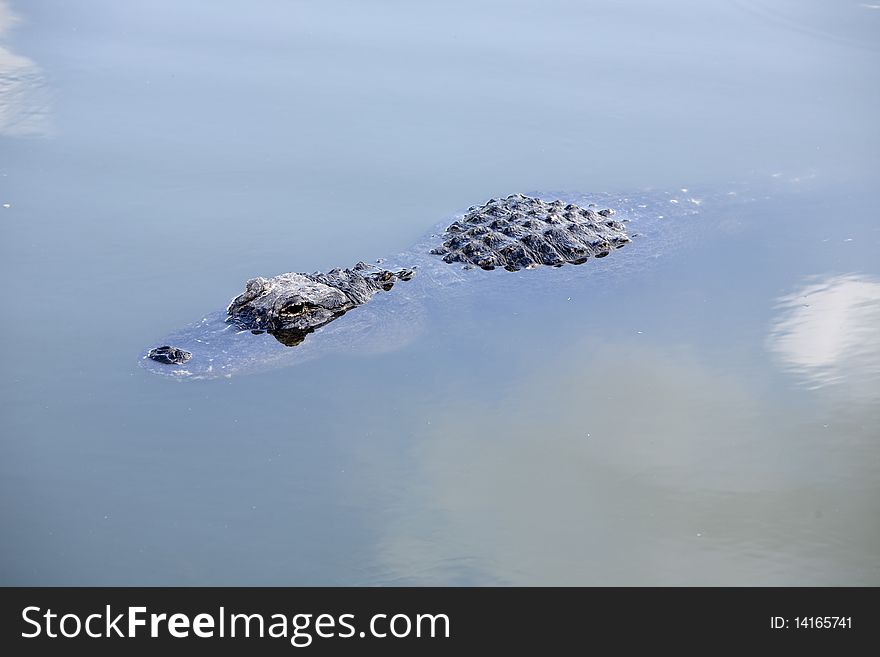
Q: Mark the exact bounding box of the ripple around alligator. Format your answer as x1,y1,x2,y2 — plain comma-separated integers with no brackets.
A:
140,176,811,380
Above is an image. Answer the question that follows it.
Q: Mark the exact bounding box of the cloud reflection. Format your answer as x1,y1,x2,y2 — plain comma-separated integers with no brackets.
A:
0,1,51,137
768,274,880,399
369,336,879,585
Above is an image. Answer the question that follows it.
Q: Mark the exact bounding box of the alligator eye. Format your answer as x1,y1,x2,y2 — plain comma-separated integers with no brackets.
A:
283,303,305,315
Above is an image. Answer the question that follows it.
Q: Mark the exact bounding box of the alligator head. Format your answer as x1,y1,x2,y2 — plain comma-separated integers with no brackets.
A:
226,265,413,346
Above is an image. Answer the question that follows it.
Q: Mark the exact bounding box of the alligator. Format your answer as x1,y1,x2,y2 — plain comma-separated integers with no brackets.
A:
144,193,637,376
142,180,795,379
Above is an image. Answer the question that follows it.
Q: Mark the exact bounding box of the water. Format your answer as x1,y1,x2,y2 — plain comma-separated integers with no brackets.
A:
1,0,878,585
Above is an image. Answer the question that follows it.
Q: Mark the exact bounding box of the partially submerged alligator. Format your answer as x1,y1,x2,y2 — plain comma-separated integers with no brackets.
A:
145,193,636,375
143,180,796,379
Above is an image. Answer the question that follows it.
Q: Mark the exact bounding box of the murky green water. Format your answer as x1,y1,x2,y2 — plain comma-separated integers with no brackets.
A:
1,0,878,585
